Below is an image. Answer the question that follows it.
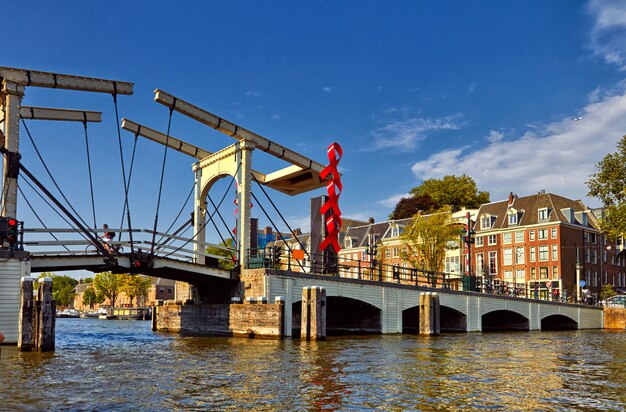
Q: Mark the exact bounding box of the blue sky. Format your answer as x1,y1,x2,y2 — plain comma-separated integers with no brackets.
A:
4,0,626,243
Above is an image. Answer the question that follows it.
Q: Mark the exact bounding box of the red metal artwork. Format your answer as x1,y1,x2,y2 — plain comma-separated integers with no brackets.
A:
320,142,343,253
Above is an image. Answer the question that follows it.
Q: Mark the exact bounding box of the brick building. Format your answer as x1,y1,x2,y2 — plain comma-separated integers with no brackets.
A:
472,192,625,301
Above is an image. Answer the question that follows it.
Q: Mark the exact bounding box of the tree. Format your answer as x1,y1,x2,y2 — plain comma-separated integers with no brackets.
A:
82,286,100,309
599,283,617,302
206,238,236,269
389,194,438,220
400,206,463,273
121,275,152,307
93,271,124,307
587,135,626,239
410,174,490,211
37,272,78,307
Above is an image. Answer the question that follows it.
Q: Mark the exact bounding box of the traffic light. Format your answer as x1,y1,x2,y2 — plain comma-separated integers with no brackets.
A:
273,246,282,266
7,218,18,246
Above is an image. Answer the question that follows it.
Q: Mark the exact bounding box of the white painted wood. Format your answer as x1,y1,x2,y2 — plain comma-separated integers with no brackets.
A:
20,106,101,122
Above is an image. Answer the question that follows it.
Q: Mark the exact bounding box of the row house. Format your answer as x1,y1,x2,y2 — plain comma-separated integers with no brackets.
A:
472,192,625,300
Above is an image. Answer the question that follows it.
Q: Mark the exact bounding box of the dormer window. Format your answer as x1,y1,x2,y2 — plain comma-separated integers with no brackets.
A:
508,208,519,225
390,226,402,237
344,237,353,248
481,214,496,230
538,207,550,222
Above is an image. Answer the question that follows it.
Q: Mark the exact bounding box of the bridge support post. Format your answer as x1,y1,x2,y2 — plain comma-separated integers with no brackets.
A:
236,140,255,269
18,277,33,351
301,286,326,341
35,277,55,352
419,292,440,336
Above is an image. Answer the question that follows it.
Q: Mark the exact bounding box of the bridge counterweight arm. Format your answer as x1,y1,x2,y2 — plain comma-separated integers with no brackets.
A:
0,67,133,94
19,106,102,123
153,89,326,173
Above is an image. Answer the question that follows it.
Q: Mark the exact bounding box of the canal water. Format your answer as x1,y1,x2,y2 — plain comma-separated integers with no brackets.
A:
1,319,625,411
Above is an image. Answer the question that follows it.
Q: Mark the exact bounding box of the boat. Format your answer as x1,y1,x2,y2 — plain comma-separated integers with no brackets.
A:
98,308,116,320
56,309,80,318
80,310,100,318
110,307,151,320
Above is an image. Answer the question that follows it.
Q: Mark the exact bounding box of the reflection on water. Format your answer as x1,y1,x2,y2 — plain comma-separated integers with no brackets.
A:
1,319,625,411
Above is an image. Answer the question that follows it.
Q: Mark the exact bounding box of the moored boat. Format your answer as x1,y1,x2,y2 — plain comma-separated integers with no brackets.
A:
56,309,80,318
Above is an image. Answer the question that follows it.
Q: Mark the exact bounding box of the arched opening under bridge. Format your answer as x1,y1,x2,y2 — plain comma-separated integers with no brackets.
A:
541,314,578,331
482,310,529,332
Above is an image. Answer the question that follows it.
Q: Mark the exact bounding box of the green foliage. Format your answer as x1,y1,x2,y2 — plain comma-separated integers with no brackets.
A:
82,286,100,309
121,275,152,306
389,194,438,220
83,277,94,284
93,271,124,306
37,273,78,307
587,135,626,239
400,206,463,272
206,238,236,269
600,283,617,301
410,174,490,211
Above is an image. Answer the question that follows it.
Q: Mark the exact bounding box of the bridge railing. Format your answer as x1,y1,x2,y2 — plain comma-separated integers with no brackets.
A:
246,248,572,304
23,227,236,266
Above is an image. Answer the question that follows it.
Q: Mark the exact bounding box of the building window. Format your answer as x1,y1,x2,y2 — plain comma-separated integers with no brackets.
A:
584,232,590,243
529,230,535,241
515,247,525,264
585,249,590,263
476,253,484,275
551,227,557,239
530,267,536,279
591,233,597,244
552,266,559,279
504,270,513,279
385,249,390,258
551,244,558,261
446,256,460,273
515,231,524,243
392,248,399,258
504,248,513,265
515,269,525,282
539,246,549,261
503,233,512,244
538,229,548,240
530,247,536,262
540,267,549,279
167,288,172,294
475,236,484,247
509,214,518,225
488,235,497,245
481,216,494,230
538,208,549,221
592,249,597,264
488,251,497,275
391,226,401,237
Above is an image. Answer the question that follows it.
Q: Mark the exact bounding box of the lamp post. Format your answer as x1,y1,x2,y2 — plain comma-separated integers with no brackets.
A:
576,246,582,303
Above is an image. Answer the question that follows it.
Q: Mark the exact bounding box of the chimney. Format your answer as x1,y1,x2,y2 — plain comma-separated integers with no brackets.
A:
369,217,375,224
264,226,273,235
508,192,514,206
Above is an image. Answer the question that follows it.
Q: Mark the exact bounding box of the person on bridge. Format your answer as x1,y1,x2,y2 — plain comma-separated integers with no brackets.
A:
100,224,115,252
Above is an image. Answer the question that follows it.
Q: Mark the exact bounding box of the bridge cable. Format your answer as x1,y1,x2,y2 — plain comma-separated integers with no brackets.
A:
82,115,98,240
155,182,194,247
111,89,135,256
19,178,89,239
153,216,193,254
0,147,111,256
150,99,176,256
117,129,140,243
249,189,306,272
21,119,91,230
252,175,310,260
162,162,241,260
205,194,236,261
17,185,74,254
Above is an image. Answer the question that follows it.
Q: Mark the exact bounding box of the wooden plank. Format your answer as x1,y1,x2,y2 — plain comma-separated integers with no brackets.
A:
20,106,102,122
0,66,133,94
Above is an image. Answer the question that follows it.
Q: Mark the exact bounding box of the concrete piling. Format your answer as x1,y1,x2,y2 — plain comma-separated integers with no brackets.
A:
301,286,326,341
419,292,441,336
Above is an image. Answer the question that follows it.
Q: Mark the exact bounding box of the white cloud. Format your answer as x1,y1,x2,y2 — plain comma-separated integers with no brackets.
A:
377,193,410,208
588,0,626,69
468,82,476,93
410,87,626,205
323,86,332,93
486,130,504,143
245,91,261,97
361,115,463,152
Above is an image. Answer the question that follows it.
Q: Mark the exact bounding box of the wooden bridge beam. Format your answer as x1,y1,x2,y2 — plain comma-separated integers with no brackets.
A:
20,106,102,123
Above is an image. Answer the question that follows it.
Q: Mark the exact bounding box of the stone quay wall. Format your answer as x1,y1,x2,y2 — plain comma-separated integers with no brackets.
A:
604,308,626,329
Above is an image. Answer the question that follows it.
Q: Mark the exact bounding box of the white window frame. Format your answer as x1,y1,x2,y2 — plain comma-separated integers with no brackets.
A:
488,235,497,245
551,244,558,261
503,248,513,265
538,245,549,261
515,247,525,264
530,247,536,262
475,236,484,247
538,229,548,240
551,227,557,239
515,231,524,243
503,233,512,245
488,251,497,275
538,207,548,221
529,230,535,241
